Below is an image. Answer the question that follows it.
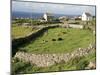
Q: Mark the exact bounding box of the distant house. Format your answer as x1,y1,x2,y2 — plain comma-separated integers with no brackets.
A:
43,13,54,22
82,12,92,21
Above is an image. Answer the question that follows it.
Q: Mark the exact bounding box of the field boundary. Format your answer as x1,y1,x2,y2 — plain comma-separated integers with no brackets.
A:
12,25,59,56
14,44,95,67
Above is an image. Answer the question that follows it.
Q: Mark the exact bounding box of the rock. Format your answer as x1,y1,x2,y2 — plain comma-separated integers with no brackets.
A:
88,61,96,69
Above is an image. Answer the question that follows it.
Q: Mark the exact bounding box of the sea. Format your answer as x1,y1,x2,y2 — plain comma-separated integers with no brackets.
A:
12,11,80,19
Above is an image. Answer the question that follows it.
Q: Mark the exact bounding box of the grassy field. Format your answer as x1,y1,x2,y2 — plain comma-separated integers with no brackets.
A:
19,28,95,54
12,25,36,39
12,25,95,74
12,17,96,74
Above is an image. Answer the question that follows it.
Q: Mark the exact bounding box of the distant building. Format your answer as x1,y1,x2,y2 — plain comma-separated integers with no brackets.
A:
43,13,54,22
82,12,92,21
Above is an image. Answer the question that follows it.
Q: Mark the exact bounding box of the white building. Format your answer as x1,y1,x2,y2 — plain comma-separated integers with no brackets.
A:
82,12,92,21
43,13,53,21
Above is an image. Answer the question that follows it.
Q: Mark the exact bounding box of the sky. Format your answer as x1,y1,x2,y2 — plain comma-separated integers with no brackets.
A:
12,1,96,15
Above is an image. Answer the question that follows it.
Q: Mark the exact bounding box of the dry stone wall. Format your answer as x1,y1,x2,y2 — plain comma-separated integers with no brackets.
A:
14,44,95,67
12,25,59,56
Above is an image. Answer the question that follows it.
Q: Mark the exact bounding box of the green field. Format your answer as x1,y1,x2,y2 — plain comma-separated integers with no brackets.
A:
12,25,36,39
19,28,95,53
12,26,95,74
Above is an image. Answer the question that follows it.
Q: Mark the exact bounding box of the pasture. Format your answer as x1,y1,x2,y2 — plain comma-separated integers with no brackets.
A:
12,25,36,39
19,28,95,53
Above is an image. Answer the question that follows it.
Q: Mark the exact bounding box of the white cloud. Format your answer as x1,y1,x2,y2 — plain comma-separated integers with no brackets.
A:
12,1,95,15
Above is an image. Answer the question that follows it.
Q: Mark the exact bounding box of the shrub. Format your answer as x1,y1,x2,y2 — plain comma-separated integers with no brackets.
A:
52,39,56,41
58,38,63,41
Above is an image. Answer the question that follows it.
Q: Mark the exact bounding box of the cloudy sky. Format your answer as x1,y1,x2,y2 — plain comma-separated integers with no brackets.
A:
12,1,96,15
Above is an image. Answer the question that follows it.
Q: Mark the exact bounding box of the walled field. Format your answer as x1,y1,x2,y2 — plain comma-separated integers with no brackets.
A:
12,26,96,74
19,28,95,54
12,25,36,39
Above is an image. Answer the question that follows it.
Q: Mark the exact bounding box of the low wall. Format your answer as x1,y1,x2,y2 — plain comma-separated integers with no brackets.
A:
14,44,95,67
12,25,59,56
69,24,83,29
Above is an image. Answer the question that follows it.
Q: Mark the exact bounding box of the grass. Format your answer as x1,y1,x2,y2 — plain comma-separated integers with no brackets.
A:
12,19,96,74
12,27,95,74
12,25,36,39
12,49,96,74
19,28,95,54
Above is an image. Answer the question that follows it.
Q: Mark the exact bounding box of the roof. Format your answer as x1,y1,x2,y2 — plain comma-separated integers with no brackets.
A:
84,12,92,16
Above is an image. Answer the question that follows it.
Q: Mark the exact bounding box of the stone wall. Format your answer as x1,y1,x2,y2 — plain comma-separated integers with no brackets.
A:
69,24,84,29
14,44,95,67
12,25,59,56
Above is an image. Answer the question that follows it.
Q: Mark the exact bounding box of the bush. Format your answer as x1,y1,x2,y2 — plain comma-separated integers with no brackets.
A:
58,38,63,41
52,39,56,41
